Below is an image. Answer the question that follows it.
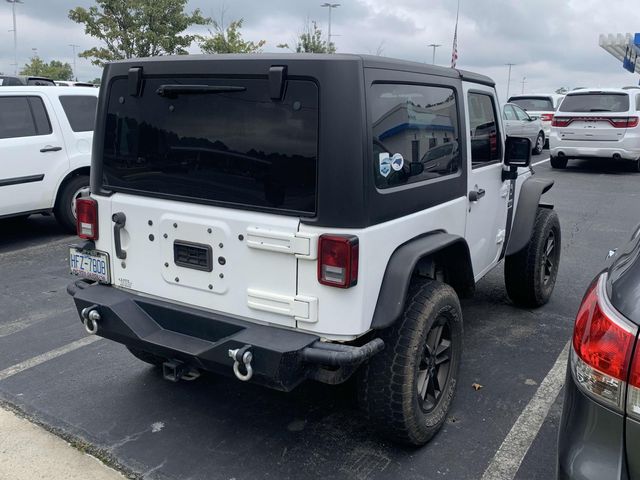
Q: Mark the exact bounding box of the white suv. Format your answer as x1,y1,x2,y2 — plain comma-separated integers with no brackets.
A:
508,93,564,146
549,88,640,171
0,86,98,230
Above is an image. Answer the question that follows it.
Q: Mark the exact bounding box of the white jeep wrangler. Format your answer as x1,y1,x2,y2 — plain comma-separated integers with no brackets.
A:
67,54,560,445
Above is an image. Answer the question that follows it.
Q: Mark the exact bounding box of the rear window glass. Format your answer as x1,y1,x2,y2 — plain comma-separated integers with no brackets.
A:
559,93,630,113
509,97,554,111
370,83,460,189
102,77,318,214
59,95,97,132
26,78,55,86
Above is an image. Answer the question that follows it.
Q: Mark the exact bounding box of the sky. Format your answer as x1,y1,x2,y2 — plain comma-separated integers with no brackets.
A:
1,0,640,101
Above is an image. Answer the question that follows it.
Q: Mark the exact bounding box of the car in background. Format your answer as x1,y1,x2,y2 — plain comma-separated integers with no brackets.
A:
558,224,640,479
0,86,98,231
503,103,546,154
0,75,55,86
549,88,640,171
55,81,98,88
508,93,564,146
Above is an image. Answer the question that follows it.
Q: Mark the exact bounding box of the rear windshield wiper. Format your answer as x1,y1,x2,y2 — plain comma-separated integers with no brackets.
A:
588,108,612,112
156,85,246,98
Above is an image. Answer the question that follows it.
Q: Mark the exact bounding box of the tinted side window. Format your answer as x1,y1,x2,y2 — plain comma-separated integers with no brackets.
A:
29,97,52,135
0,97,52,139
59,95,97,132
370,83,460,189
0,97,36,139
468,92,501,167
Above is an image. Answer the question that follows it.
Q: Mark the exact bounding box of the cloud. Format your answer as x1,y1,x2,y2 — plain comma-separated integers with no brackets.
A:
0,0,639,94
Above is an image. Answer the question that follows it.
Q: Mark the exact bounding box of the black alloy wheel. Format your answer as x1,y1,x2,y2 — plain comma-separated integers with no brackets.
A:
417,317,453,413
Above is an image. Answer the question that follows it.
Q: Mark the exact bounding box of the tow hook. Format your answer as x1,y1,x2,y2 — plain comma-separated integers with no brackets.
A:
80,305,100,335
228,345,253,382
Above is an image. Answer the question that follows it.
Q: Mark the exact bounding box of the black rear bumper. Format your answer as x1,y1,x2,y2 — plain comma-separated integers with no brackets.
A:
67,280,383,391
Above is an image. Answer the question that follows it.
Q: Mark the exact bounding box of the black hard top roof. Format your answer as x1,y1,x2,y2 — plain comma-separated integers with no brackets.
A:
109,53,495,87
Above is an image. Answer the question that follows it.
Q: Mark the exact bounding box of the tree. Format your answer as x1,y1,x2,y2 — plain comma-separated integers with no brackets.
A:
278,20,335,54
555,87,569,94
199,16,265,54
20,57,74,80
68,0,208,66
90,77,102,85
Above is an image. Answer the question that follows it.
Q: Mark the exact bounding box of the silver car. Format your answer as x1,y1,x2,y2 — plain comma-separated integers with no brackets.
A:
502,103,545,154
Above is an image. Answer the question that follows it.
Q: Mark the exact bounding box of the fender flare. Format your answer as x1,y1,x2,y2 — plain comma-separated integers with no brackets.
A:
505,177,554,256
370,232,474,330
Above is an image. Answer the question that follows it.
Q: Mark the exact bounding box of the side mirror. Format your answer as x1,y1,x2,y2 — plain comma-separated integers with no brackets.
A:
529,115,539,120
504,136,531,168
410,162,424,176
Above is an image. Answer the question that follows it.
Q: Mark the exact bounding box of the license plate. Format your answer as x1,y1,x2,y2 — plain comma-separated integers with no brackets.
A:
69,247,110,283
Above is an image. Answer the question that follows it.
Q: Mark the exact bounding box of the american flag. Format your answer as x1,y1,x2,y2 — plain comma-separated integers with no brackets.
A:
451,0,460,68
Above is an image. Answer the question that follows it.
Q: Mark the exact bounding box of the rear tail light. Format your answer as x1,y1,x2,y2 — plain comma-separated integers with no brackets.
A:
318,235,358,288
541,113,554,122
552,116,639,128
609,116,639,128
552,117,571,127
628,343,640,420
571,274,638,411
76,197,99,240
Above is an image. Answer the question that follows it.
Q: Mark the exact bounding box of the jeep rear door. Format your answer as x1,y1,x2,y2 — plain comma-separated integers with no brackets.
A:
98,75,319,329
464,86,509,279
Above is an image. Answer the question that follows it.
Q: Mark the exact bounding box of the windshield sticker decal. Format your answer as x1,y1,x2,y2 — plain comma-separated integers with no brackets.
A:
379,153,391,177
391,153,404,171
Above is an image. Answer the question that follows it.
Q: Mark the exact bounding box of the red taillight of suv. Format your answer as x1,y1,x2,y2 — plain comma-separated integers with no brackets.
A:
609,116,639,128
552,117,571,127
571,274,638,410
76,197,99,240
318,235,358,288
540,113,554,122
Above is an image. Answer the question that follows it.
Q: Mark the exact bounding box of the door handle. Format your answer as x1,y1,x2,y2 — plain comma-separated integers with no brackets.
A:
468,188,486,202
112,212,127,260
40,145,62,153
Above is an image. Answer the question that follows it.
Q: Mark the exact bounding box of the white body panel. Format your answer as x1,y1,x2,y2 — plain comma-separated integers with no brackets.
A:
297,197,467,338
100,193,304,329
0,87,96,217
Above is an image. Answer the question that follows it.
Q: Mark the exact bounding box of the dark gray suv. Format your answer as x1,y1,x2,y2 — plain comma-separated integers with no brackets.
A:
558,225,640,479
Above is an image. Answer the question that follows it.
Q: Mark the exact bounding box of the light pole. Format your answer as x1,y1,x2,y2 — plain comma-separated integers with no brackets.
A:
6,0,23,75
69,44,80,81
320,3,340,50
428,43,442,65
505,63,515,101
521,76,526,94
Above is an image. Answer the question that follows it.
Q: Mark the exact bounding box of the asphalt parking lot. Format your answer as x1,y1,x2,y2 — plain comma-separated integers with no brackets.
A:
1,153,639,480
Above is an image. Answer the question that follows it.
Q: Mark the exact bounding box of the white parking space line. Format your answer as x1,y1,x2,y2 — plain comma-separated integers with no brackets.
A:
0,336,100,382
481,341,570,480
0,237,72,260
532,157,550,167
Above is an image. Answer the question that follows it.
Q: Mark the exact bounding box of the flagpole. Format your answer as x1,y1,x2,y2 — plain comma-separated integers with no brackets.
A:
451,0,460,68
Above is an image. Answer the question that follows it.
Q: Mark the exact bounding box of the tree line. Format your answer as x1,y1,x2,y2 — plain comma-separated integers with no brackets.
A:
21,0,335,81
